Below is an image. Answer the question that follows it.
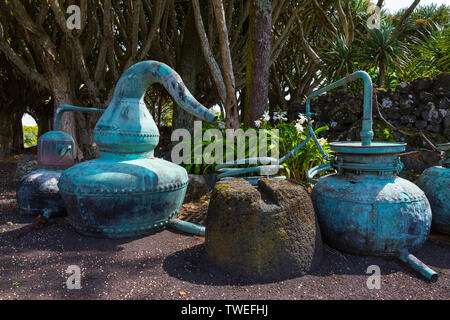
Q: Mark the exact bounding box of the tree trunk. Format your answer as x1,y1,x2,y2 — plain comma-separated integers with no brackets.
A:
244,0,272,127
11,111,24,154
0,135,9,159
37,112,52,138
0,107,14,158
46,60,96,161
173,3,202,134
212,0,240,129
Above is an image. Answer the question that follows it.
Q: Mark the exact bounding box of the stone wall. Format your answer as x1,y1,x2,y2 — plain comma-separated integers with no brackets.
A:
288,73,449,178
376,74,449,137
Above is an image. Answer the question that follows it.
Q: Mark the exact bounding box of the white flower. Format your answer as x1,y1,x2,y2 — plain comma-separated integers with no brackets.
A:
318,138,327,145
262,111,270,121
273,111,287,122
295,122,304,133
254,120,261,127
297,113,307,125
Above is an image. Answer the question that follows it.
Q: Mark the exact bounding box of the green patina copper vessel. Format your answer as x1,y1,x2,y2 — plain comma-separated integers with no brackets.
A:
16,106,104,218
305,72,437,281
58,61,216,238
417,143,450,235
213,71,438,281
16,131,74,217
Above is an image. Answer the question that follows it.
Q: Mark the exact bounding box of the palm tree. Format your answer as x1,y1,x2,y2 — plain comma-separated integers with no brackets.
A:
321,35,356,82
357,21,407,88
408,26,450,78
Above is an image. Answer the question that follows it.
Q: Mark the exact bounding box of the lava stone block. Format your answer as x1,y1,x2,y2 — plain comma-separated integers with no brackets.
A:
205,178,322,282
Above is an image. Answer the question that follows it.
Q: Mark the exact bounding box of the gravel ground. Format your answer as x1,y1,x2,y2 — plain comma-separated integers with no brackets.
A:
1,159,449,300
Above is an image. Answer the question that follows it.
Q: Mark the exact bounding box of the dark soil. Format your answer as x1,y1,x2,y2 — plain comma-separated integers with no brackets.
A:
0,159,449,300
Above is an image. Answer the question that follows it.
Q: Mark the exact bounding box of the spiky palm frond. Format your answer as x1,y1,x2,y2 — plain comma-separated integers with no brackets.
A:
413,26,450,73
320,34,357,82
357,21,409,69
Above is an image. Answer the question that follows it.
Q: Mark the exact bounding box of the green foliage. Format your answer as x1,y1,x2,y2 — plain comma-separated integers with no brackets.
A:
321,35,357,81
271,122,332,182
23,126,38,148
373,121,396,142
388,4,449,38
180,113,332,183
144,86,174,128
357,21,407,70
321,3,449,90
364,4,449,87
181,120,275,176
397,26,450,82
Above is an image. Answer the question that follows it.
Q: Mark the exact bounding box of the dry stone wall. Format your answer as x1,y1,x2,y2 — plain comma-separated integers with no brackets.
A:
288,73,449,178
289,73,449,142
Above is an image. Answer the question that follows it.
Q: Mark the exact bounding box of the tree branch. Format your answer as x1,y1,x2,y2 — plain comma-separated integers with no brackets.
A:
390,0,421,39
123,0,142,70
48,0,99,105
94,0,112,85
295,15,321,64
192,0,227,106
212,0,239,129
312,0,337,38
0,40,50,90
271,10,298,64
138,0,165,61
335,0,349,42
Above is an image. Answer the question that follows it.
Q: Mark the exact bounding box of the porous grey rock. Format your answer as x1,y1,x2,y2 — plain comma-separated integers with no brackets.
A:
331,109,356,125
412,77,433,92
444,128,450,139
399,94,417,109
433,73,450,97
443,116,450,129
387,107,401,120
183,174,217,203
413,108,422,118
396,82,411,93
419,150,441,167
381,98,393,108
401,152,427,174
400,115,416,124
426,124,441,134
13,154,38,184
400,107,414,116
415,120,427,130
438,109,448,118
205,178,323,282
419,91,434,103
438,97,450,109
421,102,440,122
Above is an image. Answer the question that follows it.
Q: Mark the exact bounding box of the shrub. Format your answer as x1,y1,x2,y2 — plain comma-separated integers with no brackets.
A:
180,111,332,183
23,126,38,148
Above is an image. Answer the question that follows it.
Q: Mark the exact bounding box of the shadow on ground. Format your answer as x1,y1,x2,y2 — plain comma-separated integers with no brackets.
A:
163,240,450,286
